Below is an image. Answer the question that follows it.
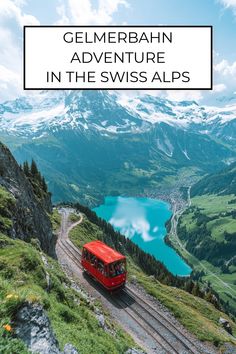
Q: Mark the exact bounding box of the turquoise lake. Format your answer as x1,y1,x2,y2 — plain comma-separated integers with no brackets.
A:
93,196,192,276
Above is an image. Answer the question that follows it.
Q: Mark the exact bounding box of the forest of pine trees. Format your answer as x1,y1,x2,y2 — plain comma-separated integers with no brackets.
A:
21,160,50,204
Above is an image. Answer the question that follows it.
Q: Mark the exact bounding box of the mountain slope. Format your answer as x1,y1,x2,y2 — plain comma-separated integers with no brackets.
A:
191,162,236,196
0,91,235,204
1,90,236,137
0,136,235,353
0,233,136,354
0,142,56,256
0,144,137,354
177,163,236,317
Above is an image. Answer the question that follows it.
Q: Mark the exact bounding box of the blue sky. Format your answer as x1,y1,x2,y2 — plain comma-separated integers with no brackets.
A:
21,0,236,60
0,0,236,103
127,0,236,61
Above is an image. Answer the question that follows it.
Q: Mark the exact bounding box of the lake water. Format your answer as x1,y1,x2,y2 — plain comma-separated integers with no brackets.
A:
93,196,192,276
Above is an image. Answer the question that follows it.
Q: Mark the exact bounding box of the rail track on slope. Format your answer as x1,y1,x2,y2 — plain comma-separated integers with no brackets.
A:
57,215,202,354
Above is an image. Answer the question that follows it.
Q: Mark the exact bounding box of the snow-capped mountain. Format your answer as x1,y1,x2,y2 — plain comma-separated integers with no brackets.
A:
0,90,236,139
0,90,146,136
0,90,235,205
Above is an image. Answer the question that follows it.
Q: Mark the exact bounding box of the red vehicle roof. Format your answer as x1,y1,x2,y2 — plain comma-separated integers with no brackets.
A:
83,240,125,264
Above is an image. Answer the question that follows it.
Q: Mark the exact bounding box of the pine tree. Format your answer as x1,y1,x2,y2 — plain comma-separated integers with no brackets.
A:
192,283,200,297
204,291,213,303
42,177,48,192
23,161,30,177
31,159,39,177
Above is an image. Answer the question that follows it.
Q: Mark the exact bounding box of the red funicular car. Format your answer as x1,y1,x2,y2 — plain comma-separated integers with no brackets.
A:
81,240,127,291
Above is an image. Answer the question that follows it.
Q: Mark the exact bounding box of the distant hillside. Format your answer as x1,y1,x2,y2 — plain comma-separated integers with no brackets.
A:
1,90,236,205
191,162,236,197
178,162,236,318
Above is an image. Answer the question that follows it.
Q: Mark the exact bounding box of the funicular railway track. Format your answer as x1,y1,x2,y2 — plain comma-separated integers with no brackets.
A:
57,221,202,354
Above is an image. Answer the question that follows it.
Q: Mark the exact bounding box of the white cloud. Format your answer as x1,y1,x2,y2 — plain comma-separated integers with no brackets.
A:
0,0,39,26
218,0,236,16
0,65,21,101
212,83,227,92
12,0,27,5
219,0,236,8
0,28,20,70
0,0,234,105
56,0,129,25
0,0,130,102
214,59,236,76
198,58,236,104
0,0,40,101
0,27,22,100
56,4,70,24
0,65,20,82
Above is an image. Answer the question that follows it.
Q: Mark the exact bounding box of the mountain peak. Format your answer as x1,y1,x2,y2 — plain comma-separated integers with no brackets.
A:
0,91,235,138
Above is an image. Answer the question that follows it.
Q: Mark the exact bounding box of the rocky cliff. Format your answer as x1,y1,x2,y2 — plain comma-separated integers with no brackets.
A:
0,142,56,256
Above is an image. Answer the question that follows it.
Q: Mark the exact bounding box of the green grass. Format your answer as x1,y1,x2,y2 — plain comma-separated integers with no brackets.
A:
0,187,15,233
192,194,236,216
199,261,236,312
50,208,61,232
207,217,236,242
182,194,236,242
69,215,236,348
69,213,81,223
0,233,135,354
130,268,236,346
70,218,103,249
180,212,195,232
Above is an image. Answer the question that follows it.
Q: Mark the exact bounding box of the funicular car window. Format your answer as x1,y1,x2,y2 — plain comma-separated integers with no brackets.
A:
109,260,126,278
97,259,106,276
83,248,90,261
90,254,97,267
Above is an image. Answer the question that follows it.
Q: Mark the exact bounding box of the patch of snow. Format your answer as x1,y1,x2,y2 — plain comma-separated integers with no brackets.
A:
2,104,67,131
156,137,174,157
82,111,92,120
182,150,191,160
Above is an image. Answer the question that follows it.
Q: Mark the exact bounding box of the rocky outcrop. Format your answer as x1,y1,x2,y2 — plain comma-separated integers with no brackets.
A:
0,142,56,256
222,343,236,354
14,303,79,354
63,344,79,354
125,349,146,354
14,303,60,354
219,317,233,335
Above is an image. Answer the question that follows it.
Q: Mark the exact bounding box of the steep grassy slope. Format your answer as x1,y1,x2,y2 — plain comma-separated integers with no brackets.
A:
0,232,135,354
68,213,236,348
0,143,136,353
